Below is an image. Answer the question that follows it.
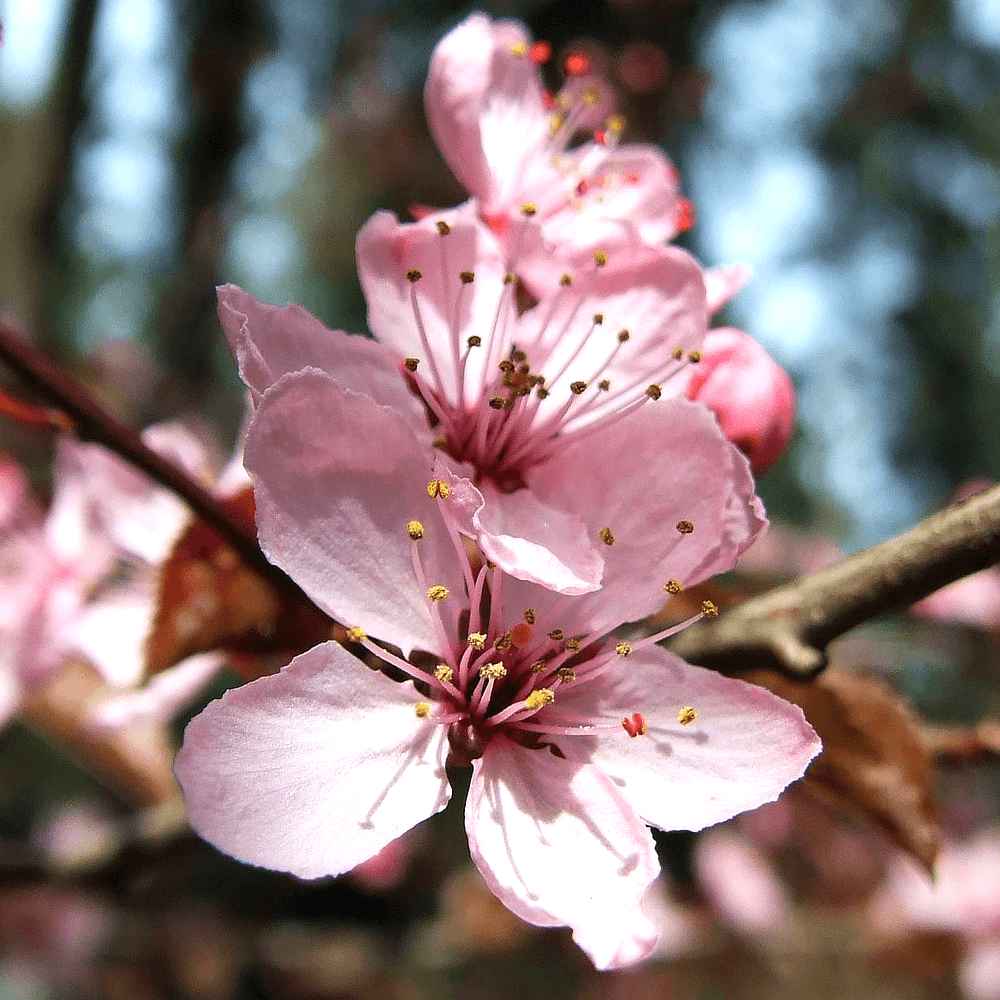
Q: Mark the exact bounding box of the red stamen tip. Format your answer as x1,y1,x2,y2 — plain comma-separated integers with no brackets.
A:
542,89,556,110
594,129,608,146
511,622,533,648
530,40,552,65
676,197,696,232
621,712,647,738
575,178,589,196
564,51,590,76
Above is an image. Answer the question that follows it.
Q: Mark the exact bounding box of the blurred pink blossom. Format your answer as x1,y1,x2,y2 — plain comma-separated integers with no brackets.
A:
174,367,819,970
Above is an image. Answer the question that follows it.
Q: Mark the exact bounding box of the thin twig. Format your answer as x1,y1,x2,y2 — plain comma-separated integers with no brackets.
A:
0,317,308,602
670,484,1000,678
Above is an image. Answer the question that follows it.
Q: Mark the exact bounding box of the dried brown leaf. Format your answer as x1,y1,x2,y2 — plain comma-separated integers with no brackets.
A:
745,667,940,871
147,487,333,680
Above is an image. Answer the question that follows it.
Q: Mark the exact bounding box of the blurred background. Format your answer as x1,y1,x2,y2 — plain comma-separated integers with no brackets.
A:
3,0,1000,996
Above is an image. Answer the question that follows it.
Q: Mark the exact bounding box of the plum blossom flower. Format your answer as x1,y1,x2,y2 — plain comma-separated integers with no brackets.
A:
686,327,796,473
217,201,755,596
425,13,692,289
174,368,820,969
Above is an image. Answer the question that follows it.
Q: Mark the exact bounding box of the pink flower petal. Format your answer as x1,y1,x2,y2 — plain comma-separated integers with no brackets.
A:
687,327,796,473
217,285,425,425
466,738,659,969
704,264,752,314
557,646,820,831
245,369,466,656
175,640,451,879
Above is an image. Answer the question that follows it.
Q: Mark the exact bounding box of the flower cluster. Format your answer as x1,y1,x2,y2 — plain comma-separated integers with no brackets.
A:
174,11,820,971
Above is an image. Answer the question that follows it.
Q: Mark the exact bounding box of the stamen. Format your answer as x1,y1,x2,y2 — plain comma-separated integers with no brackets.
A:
701,600,719,618
678,706,698,726
664,579,683,594
347,626,366,643
676,520,695,535
548,629,564,641
525,688,555,710
415,702,431,718
436,220,451,235
467,632,487,651
404,357,420,372
460,270,475,284
523,608,537,624
427,478,451,499
427,585,450,602
407,520,425,540
615,641,631,656
557,666,576,683
435,664,454,683
529,40,552,64
599,527,615,546
621,712,647,738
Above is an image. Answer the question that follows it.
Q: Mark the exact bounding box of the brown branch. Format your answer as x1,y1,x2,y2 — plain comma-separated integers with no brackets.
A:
923,719,1000,765
670,484,1000,679
0,317,310,604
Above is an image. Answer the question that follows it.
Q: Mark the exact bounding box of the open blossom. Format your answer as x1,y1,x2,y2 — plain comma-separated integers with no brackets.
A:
217,201,761,596
174,369,820,969
425,13,691,289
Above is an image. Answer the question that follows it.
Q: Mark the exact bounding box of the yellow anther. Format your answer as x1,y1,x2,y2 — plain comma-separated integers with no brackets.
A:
593,312,604,325
678,706,698,726
480,662,507,681
346,626,366,643
524,688,555,711
403,357,420,372
407,519,425,540
435,664,453,683
524,608,537,625
467,334,482,347
549,114,565,134
606,113,626,133
547,628,564,641
701,600,719,618
598,378,611,391
559,273,574,286
460,270,475,284
509,42,527,57
672,347,684,360
406,268,422,282
436,220,451,235
427,585,450,602
432,435,448,449
617,329,630,343
564,638,581,653
521,203,538,216
467,632,487,650
415,701,431,718
594,250,608,266
582,85,601,106
676,520,695,535
530,660,548,673
557,666,576,683
615,641,632,657
664,579,683,594
570,381,588,395
646,384,662,400
599,527,616,546
689,350,702,363
426,479,451,499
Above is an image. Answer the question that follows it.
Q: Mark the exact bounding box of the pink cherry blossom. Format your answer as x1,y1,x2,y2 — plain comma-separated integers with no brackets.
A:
687,327,796,473
425,13,691,289
217,203,750,596
174,368,820,970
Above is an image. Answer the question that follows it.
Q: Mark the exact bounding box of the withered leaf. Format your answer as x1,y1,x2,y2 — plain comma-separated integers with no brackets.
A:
146,487,333,680
745,667,940,872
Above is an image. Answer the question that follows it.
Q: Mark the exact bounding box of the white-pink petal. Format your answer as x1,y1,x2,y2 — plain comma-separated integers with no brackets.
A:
467,738,660,970
175,640,451,879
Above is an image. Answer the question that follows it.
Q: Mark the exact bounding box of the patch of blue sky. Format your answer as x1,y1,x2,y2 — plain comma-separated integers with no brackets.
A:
226,212,304,304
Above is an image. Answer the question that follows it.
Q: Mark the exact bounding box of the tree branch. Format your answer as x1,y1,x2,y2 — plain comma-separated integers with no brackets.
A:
0,317,309,603
670,484,1000,678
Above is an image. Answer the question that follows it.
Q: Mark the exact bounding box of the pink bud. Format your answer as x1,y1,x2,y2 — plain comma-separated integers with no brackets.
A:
687,327,795,474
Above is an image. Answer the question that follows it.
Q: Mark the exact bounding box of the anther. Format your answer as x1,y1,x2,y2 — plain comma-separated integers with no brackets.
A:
403,357,420,372
664,579,683,594
598,379,610,391
536,387,550,399
607,114,626,133
498,359,515,374
489,396,507,410
530,660,548,673
701,600,719,618
557,666,576,683
617,329,630,343
460,270,475,284
581,85,601,107
564,51,590,75
512,349,527,363
406,269,422,282
559,273,573,286
689,350,702,363
615,641,632,657
524,688,555,711
436,220,451,235
467,633,487,650
407,520,425,540
564,638,581,653
621,712,647,738
678,706,698,726
521,203,537,217
672,347,683,360
594,250,608,266
427,479,451,499
347,626,366,643
427,585,450,602
524,608,537,625
509,42,527,57
570,381,588,395
415,702,431,718
480,662,507,681
547,629,564,641
432,435,448,449
676,520,695,535
494,632,513,652
435,664,454,683
599,527,616,545
503,272,516,285
530,40,551,64
593,312,604,324
467,335,482,347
